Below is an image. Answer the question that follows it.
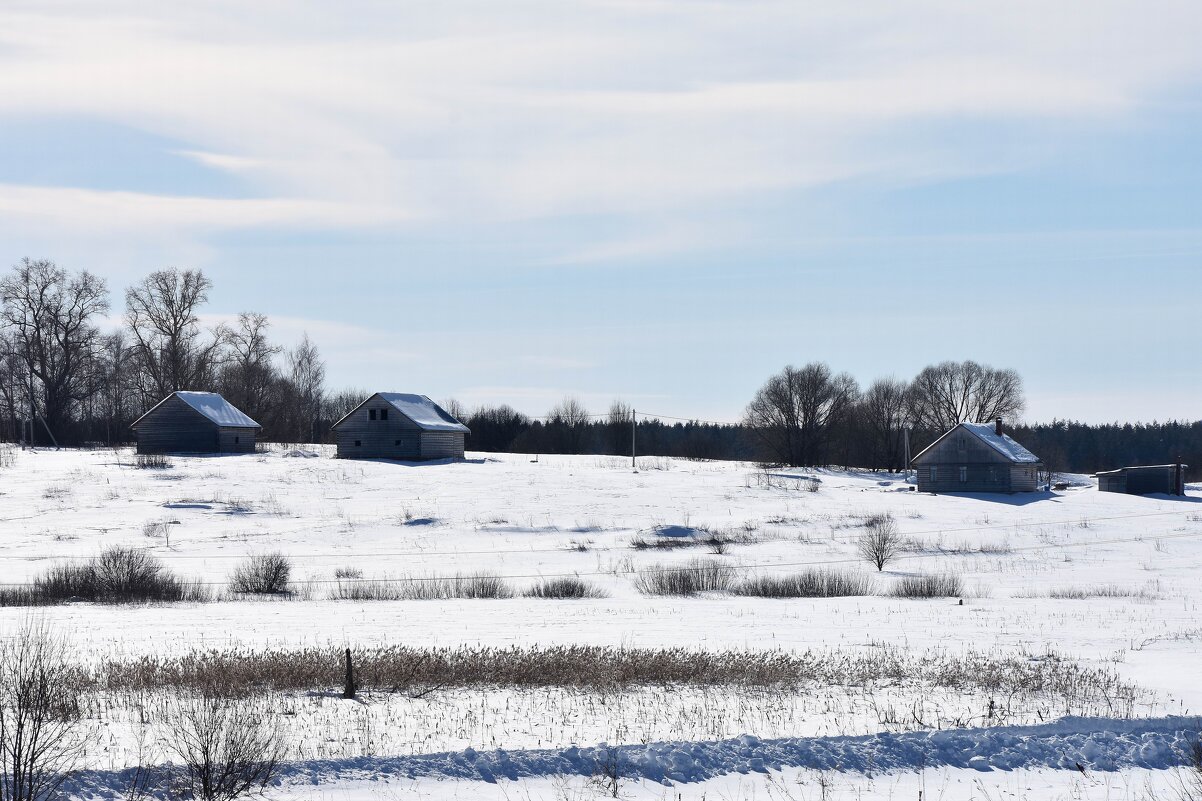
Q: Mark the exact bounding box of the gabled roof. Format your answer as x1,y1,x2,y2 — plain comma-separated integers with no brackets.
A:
912,421,1040,465
131,391,261,430
331,392,470,433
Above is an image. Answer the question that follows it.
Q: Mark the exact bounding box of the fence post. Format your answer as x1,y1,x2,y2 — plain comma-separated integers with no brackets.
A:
343,647,356,699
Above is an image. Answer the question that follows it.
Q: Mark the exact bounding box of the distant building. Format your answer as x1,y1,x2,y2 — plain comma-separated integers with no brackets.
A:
1096,464,1187,496
131,391,260,455
331,393,469,460
911,419,1041,493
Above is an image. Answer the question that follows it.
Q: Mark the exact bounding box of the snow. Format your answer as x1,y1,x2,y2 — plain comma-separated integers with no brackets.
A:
169,391,260,428
960,422,1041,463
373,393,470,432
2,446,1202,798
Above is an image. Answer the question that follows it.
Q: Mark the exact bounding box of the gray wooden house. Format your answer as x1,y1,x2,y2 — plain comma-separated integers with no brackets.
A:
1097,464,1187,496
131,391,261,454
911,419,1041,493
331,393,469,460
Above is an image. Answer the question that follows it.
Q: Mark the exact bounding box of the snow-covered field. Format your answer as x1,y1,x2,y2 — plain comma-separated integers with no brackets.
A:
2,444,1201,800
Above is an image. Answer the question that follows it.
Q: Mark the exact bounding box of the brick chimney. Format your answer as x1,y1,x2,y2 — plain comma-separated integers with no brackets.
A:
995,417,1003,436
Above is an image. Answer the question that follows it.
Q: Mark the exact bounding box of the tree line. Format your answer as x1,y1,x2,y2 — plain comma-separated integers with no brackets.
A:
0,259,358,445
2,259,1197,479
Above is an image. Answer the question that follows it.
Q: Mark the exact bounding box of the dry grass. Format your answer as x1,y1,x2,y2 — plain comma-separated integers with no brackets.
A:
86,645,1141,719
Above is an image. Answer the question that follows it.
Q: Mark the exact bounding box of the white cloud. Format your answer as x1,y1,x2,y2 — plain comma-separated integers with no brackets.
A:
0,184,411,234
0,1,1199,255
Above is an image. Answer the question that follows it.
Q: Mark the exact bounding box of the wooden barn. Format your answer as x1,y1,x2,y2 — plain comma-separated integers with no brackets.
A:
331,393,469,461
1096,464,1187,496
911,419,1041,494
130,391,261,455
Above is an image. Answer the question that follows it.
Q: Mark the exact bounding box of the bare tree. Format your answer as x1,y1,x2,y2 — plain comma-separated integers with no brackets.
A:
606,400,633,456
0,259,110,443
908,360,1024,433
125,268,224,403
440,397,467,424
286,334,325,442
744,363,859,467
548,396,590,454
219,312,281,423
161,697,285,801
0,620,89,801
858,377,911,472
857,515,901,571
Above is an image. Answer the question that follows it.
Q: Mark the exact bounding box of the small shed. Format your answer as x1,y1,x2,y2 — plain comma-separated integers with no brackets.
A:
911,419,1041,494
131,391,261,455
331,393,469,460
1096,464,1187,496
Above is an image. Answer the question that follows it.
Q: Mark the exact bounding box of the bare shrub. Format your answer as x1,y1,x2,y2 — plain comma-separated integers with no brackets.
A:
634,559,737,596
1047,584,1158,600
523,578,608,599
135,454,170,470
1172,736,1202,801
404,573,512,600
0,621,89,801
333,566,363,580
330,573,513,601
857,515,901,572
890,573,963,598
736,569,872,598
329,580,404,601
229,553,291,595
0,547,210,606
161,697,285,801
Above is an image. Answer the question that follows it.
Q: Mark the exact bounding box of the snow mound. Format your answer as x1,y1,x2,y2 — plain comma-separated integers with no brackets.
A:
64,716,1199,797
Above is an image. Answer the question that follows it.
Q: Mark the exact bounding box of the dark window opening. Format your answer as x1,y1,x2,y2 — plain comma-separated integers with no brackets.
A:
355,440,361,447
959,466,968,482
380,408,388,420
369,409,377,421
234,436,240,444
395,439,401,446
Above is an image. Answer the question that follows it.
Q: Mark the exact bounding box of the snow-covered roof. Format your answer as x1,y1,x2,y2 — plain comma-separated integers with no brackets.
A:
132,391,261,429
911,421,1040,465
331,393,469,433
959,422,1040,463
379,393,469,432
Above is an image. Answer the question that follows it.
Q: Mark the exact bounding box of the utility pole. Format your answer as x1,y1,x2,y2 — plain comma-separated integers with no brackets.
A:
631,408,638,473
904,426,912,481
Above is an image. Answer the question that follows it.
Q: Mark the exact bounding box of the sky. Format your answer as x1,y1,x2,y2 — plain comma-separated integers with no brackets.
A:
1,1,1201,424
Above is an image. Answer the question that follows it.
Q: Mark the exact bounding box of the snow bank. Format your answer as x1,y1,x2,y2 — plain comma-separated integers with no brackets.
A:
65,716,1200,798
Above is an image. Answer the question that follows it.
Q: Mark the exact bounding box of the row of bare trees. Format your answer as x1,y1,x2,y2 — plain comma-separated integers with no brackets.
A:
0,259,338,445
744,360,1026,468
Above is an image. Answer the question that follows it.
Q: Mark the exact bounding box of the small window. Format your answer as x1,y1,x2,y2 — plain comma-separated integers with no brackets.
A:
394,439,401,446
930,466,938,482
959,466,968,482
380,408,388,421
369,409,377,421
354,440,361,447
234,436,240,444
